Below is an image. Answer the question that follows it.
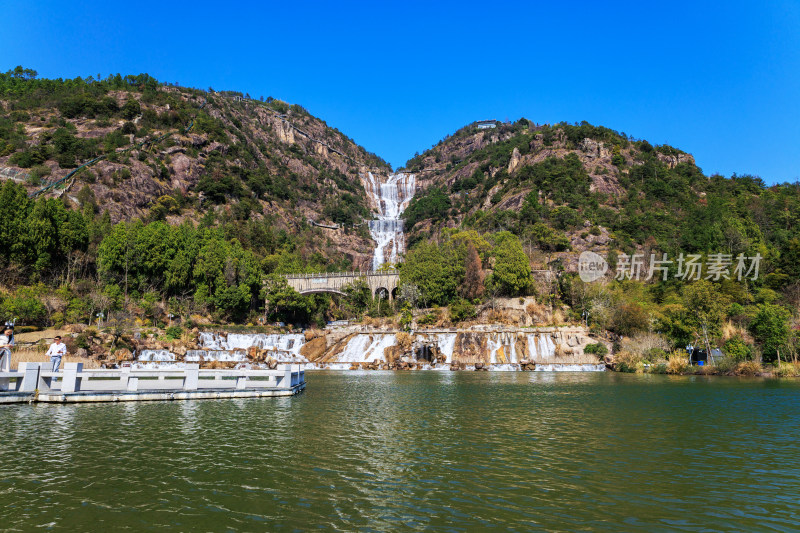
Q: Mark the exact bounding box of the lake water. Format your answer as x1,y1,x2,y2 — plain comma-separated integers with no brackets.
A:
2,372,800,531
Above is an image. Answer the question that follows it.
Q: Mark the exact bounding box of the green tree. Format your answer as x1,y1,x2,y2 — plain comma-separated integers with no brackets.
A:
261,274,309,323
399,241,463,307
682,280,731,340
748,304,791,363
121,98,141,120
488,232,531,296
342,278,372,314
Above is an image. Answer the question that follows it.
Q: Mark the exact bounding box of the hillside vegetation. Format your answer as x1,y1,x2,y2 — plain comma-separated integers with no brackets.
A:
0,67,387,324
0,68,797,367
397,119,799,365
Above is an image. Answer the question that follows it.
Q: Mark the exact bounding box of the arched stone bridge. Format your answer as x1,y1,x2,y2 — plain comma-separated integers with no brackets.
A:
284,271,400,300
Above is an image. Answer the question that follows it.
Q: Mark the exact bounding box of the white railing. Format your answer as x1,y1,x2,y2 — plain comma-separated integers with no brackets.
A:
1,363,305,394
283,270,398,279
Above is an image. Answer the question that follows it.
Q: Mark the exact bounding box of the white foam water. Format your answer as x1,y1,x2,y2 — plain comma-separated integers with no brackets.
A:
434,334,456,364
527,333,557,361
490,364,520,372
534,364,606,372
197,333,305,354
138,349,176,362
365,172,415,269
134,332,605,372
338,334,396,363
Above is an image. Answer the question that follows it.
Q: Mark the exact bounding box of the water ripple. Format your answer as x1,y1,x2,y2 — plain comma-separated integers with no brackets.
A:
2,372,800,531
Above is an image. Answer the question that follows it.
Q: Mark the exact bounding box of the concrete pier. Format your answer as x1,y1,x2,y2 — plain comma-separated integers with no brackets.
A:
0,363,305,404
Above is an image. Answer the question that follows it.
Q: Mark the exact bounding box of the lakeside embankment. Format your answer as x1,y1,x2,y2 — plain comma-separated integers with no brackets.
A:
9,323,799,376
8,323,605,371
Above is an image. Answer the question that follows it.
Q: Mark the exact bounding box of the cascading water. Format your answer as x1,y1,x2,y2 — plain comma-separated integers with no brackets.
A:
133,329,604,371
365,172,415,269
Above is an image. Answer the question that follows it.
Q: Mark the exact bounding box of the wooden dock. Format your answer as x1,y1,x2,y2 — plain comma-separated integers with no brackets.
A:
0,363,305,404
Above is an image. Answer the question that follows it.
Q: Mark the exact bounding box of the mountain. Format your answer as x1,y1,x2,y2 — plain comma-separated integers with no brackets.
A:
400,119,799,277
0,68,390,270
0,69,797,334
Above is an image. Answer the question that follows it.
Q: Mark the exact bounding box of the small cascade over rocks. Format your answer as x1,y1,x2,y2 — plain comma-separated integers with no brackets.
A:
133,327,605,371
364,172,415,269
191,332,306,363
138,349,176,362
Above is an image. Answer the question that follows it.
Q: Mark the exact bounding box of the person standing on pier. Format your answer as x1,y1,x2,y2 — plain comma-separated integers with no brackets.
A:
46,336,67,372
0,327,13,374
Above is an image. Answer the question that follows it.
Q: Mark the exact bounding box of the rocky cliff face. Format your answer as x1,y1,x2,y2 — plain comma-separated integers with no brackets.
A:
401,120,701,262
0,85,391,269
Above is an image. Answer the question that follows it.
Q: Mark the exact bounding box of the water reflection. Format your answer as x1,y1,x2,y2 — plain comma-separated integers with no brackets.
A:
1,373,800,531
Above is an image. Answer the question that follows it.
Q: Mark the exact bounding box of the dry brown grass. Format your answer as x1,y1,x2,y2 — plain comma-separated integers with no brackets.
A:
10,348,101,369
733,361,762,376
434,310,451,328
554,343,565,358
721,321,752,343
14,329,70,344
666,351,689,374
526,301,548,323
621,332,671,358
550,308,565,326
487,309,510,324
774,362,800,377
395,331,413,351
614,350,643,372
180,330,195,344
361,316,379,328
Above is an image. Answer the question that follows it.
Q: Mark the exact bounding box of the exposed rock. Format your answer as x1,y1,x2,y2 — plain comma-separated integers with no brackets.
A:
657,152,695,169
299,337,327,362
508,146,521,173
580,138,611,159
274,118,295,143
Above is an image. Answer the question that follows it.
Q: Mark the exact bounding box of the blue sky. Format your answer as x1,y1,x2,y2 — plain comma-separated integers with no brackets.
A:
2,1,799,183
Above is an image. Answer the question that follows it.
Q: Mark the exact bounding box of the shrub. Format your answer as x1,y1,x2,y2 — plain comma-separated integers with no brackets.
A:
666,351,688,374
748,304,791,363
775,363,800,378
614,350,642,373
733,361,762,376
417,312,437,326
611,303,649,336
722,337,752,362
584,342,609,359
645,347,669,362
74,333,90,350
399,303,412,331
396,331,413,351
165,325,183,340
650,363,668,374
449,299,476,323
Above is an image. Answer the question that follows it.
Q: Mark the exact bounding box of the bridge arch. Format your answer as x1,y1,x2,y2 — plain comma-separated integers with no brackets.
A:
374,287,390,300
282,271,399,302
297,289,347,297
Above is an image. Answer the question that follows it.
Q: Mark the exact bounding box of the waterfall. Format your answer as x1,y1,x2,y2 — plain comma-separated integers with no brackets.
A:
133,330,605,371
365,172,415,269
338,334,397,363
